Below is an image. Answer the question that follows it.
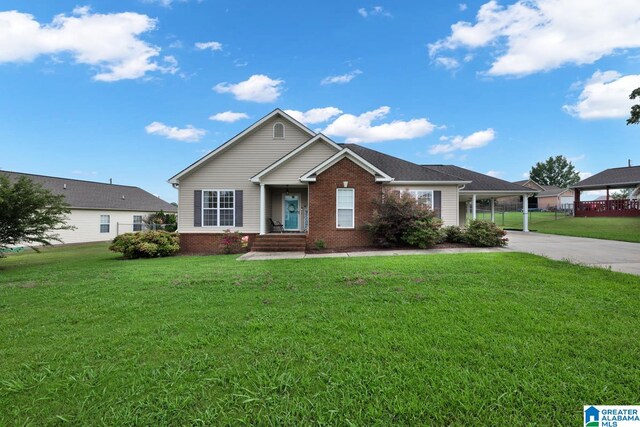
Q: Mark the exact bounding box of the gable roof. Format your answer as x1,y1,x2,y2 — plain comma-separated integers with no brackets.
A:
1,171,177,212
513,179,545,191
250,133,341,183
168,109,315,184
572,165,640,190
423,165,537,193
341,144,468,183
300,148,394,182
536,185,572,198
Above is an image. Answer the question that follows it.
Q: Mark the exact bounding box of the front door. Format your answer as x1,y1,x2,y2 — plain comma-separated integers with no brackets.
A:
283,195,300,231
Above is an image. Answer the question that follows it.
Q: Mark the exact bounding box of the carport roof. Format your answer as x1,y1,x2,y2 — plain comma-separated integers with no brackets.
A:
423,165,536,193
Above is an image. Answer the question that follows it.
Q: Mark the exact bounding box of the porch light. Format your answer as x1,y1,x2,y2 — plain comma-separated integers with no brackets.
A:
286,185,289,195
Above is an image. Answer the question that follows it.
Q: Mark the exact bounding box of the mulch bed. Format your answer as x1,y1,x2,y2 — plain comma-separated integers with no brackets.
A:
305,242,472,254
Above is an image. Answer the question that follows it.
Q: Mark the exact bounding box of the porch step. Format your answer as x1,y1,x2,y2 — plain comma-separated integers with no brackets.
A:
251,234,307,252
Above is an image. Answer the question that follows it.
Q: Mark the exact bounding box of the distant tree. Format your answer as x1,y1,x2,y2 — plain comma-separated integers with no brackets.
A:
529,156,581,188
143,210,177,232
611,189,632,200
0,175,73,254
627,88,640,125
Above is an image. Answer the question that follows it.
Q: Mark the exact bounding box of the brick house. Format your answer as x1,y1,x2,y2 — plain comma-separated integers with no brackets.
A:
169,109,535,253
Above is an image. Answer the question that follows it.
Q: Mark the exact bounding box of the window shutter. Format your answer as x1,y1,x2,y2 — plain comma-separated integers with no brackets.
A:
235,190,243,227
433,191,442,218
194,190,202,227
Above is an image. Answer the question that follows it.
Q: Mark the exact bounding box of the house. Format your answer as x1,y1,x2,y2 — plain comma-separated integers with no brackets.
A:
535,185,574,210
501,179,546,209
168,109,535,253
1,171,177,244
572,165,640,217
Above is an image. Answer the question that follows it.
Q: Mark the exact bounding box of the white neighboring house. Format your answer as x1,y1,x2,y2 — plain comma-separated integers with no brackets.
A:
2,171,177,244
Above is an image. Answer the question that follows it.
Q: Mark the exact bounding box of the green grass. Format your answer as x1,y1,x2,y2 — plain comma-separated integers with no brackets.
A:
475,210,640,243
1,244,639,425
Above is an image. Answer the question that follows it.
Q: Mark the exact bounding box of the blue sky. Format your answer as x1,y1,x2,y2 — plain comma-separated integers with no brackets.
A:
1,0,638,202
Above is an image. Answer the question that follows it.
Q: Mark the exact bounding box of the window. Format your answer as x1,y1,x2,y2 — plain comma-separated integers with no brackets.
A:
273,122,285,139
203,190,235,227
409,190,434,209
133,215,143,232
336,188,355,228
100,215,110,233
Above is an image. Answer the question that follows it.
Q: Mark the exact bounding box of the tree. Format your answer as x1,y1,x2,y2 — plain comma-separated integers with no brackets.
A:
627,88,640,125
611,189,632,200
0,175,73,253
529,155,581,187
143,210,177,232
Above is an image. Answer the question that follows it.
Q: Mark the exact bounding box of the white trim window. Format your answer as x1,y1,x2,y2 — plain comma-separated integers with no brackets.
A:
203,190,235,227
273,122,285,139
336,188,355,229
133,215,143,232
409,190,434,209
100,215,110,233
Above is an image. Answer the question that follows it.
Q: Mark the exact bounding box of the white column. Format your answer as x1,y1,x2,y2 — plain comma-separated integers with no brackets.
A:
523,194,529,232
259,184,266,235
472,194,477,220
490,198,495,223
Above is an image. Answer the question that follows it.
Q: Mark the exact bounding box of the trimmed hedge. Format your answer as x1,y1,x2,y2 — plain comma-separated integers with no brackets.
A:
464,220,508,247
109,231,180,259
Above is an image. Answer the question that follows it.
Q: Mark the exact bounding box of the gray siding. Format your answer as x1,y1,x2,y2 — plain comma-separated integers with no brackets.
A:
261,141,338,184
177,116,312,233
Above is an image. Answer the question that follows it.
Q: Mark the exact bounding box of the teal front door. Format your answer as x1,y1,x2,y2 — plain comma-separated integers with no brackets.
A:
284,195,300,230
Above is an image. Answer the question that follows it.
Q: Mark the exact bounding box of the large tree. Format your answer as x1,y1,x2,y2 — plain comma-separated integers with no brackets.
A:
0,175,73,253
529,155,581,187
627,88,640,125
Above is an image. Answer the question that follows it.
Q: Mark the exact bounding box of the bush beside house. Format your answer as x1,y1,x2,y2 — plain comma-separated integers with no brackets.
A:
110,231,180,259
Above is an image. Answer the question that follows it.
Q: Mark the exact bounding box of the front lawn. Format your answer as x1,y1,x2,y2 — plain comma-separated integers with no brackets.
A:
476,210,640,243
1,244,639,425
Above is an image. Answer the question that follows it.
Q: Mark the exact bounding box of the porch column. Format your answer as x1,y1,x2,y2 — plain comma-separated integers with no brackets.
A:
472,194,477,220
523,194,529,232
574,189,581,217
490,198,495,223
259,183,266,235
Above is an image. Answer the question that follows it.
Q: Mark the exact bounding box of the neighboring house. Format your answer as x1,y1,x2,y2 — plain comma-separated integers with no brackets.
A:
168,109,535,253
1,171,177,244
535,185,574,210
572,165,640,217
500,179,546,209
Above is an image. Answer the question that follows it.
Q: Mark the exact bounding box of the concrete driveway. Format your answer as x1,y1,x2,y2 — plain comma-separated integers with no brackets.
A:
506,231,640,275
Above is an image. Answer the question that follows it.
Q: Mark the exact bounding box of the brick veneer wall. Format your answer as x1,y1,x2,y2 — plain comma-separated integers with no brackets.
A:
179,232,257,255
307,157,383,249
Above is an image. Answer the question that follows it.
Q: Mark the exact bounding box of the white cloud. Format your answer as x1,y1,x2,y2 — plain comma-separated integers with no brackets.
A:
0,8,172,82
195,41,223,51
142,0,188,7
459,3,468,11
321,70,362,85
429,128,495,154
568,154,586,162
486,170,504,178
563,70,640,119
521,172,530,178
429,0,640,76
209,111,249,123
434,56,460,70
284,107,343,124
213,74,283,103
358,6,392,18
145,121,206,142
323,107,436,143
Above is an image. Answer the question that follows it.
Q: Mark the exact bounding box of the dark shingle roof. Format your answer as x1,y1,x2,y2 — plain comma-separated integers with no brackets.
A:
536,185,571,197
422,165,537,192
512,179,529,185
1,171,177,212
341,144,467,182
572,166,640,189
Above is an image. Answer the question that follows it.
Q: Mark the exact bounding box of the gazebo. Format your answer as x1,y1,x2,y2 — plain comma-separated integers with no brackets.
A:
571,165,640,217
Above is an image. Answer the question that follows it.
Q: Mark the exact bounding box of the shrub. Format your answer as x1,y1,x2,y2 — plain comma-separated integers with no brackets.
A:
143,210,177,232
367,191,443,248
220,229,249,254
465,220,508,247
109,231,180,259
403,219,444,248
314,239,326,250
442,225,466,243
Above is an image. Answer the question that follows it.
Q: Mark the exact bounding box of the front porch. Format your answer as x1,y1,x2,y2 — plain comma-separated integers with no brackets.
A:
259,184,309,234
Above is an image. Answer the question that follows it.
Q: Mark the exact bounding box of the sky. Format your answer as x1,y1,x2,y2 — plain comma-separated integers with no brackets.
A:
1,0,639,203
